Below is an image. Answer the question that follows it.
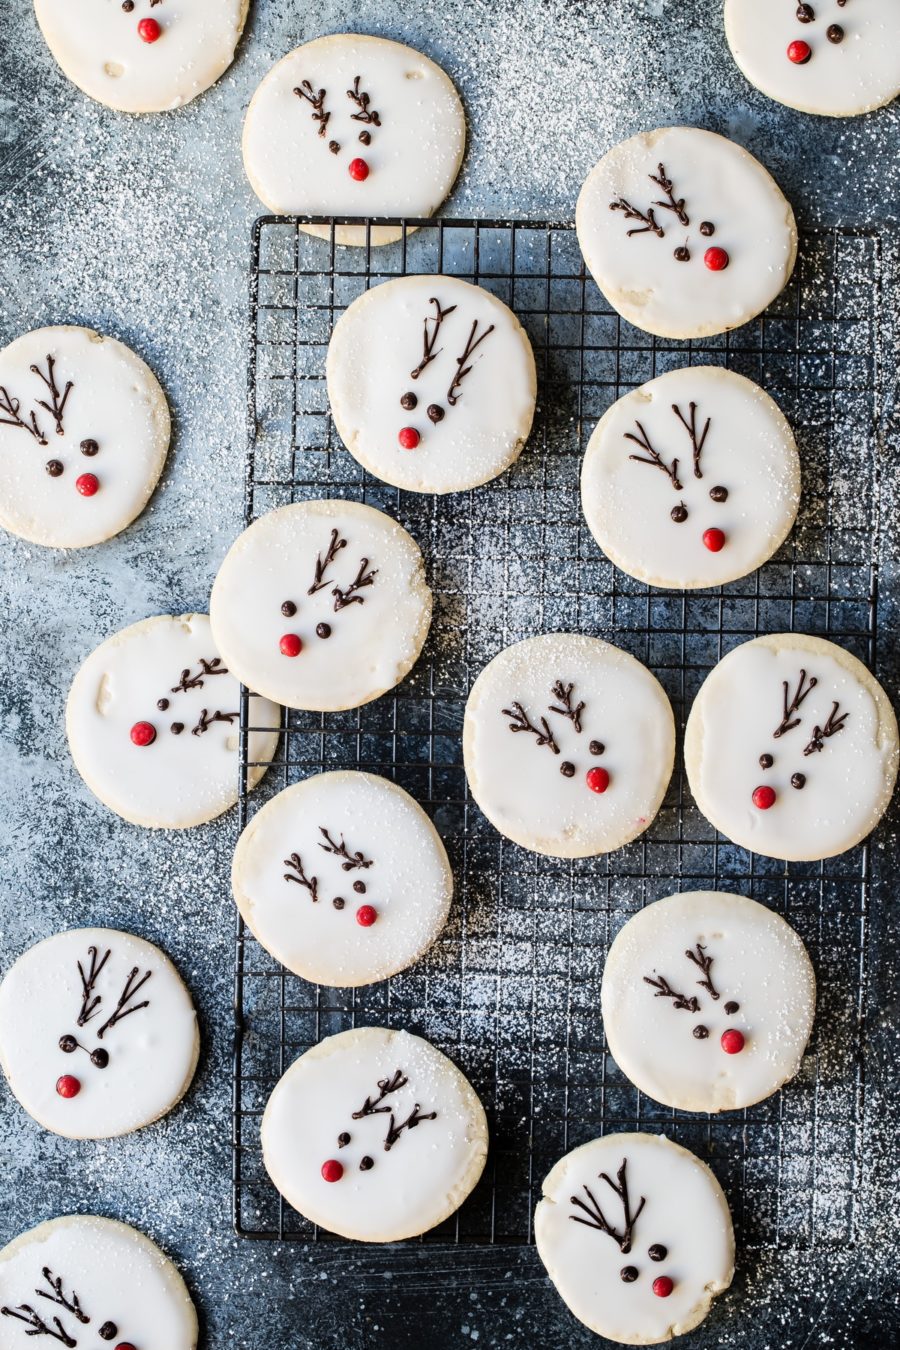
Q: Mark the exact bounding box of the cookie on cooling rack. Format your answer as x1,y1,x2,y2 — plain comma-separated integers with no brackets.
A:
232,772,453,987
725,0,900,118
210,499,432,712
0,325,169,549
602,892,816,1114
581,366,800,589
327,275,537,494
66,613,280,829
463,634,675,858
0,927,198,1140
685,633,899,861
243,34,466,246
0,1214,197,1348
33,0,248,114
261,1027,488,1242
535,1132,734,1345
576,127,797,340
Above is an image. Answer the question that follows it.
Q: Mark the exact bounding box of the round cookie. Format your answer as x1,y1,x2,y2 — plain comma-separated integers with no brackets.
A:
0,1214,197,1349
602,892,816,1113
0,928,199,1140
66,613,280,829
576,127,797,340
685,633,899,861
327,276,537,494
535,1133,734,1345
0,325,169,549
33,0,249,114
261,1026,488,1241
232,772,453,987
463,634,675,858
242,34,466,246
210,499,432,712
581,366,800,589
725,0,900,118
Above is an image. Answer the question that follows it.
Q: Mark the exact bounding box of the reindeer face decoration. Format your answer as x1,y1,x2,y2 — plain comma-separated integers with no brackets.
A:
118,0,165,45
54,946,151,1101
1,1264,135,1348
283,825,377,928
643,942,747,1057
0,353,102,498
275,527,379,661
294,72,382,183
319,1068,438,1183
501,679,612,797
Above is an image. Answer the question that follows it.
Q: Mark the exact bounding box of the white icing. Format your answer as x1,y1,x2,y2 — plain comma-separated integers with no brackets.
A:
261,1027,488,1242
535,1133,734,1345
66,613,280,829
242,34,466,236
33,0,248,114
576,127,797,340
232,772,453,987
581,366,800,589
0,326,169,549
327,276,537,494
0,1215,197,1349
209,499,432,711
0,928,198,1140
602,892,816,1113
725,0,900,118
685,635,898,861
464,634,675,858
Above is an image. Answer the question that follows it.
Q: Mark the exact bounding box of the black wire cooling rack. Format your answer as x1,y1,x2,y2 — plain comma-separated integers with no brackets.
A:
233,217,883,1250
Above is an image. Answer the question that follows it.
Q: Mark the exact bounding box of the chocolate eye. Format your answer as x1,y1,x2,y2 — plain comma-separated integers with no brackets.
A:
759,753,774,769
620,1265,639,1282
316,622,332,639
648,1243,668,1262
281,600,297,617
400,392,418,410
337,1132,351,1147
59,1035,77,1054
671,503,688,523
90,1048,109,1069
709,485,728,502
692,1025,709,1040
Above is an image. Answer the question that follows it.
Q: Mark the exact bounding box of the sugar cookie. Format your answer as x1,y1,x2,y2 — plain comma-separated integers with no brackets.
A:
66,613,280,829
0,928,198,1139
581,366,800,589
0,326,169,549
210,499,432,712
261,1027,488,1241
535,1133,734,1345
576,127,797,340
327,276,536,494
602,892,816,1113
684,633,898,861
243,34,466,245
464,634,675,858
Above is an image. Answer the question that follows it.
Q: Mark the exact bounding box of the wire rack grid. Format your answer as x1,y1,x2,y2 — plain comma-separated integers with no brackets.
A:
233,216,882,1251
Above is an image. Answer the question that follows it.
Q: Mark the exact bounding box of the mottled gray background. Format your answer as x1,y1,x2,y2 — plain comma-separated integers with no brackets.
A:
0,2,898,1347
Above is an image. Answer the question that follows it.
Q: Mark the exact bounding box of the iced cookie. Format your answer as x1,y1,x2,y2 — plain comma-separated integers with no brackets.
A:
0,928,198,1139
602,892,816,1113
464,634,675,858
210,499,432,712
685,633,898,861
261,1026,488,1241
535,1133,734,1345
66,613,280,829
581,366,800,589
233,772,453,987
0,1215,197,1349
0,326,169,548
327,276,537,494
576,127,797,340
243,34,466,245
33,0,248,114
725,0,900,118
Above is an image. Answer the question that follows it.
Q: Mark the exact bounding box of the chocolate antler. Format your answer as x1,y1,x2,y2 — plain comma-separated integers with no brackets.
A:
309,528,347,594
447,320,495,406
332,557,377,611
96,967,151,1040
548,681,585,733
569,1158,646,1254
384,1102,437,1151
352,1069,408,1119
502,702,560,755
294,80,330,136
650,163,689,226
192,708,239,736
774,669,818,738
624,421,683,490
318,827,373,871
77,945,110,1026
685,943,719,1000
411,298,457,380
0,1305,76,1346
643,972,700,1013
30,356,72,437
170,657,227,694
0,385,47,443
609,198,664,238
672,402,710,480
36,1270,88,1325
283,853,319,901
803,701,849,756
347,76,381,126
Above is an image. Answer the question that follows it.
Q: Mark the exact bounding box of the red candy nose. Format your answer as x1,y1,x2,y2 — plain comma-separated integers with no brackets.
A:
356,905,377,927
56,1075,81,1099
76,473,99,496
586,767,610,794
398,427,420,450
348,158,370,181
787,39,812,64
138,18,162,43
721,1029,746,1055
752,785,776,810
652,1276,674,1298
280,633,303,657
703,527,726,552
704,246,730,272
116,1343,138,1350
130,721,156,747
321,1159,344,1182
